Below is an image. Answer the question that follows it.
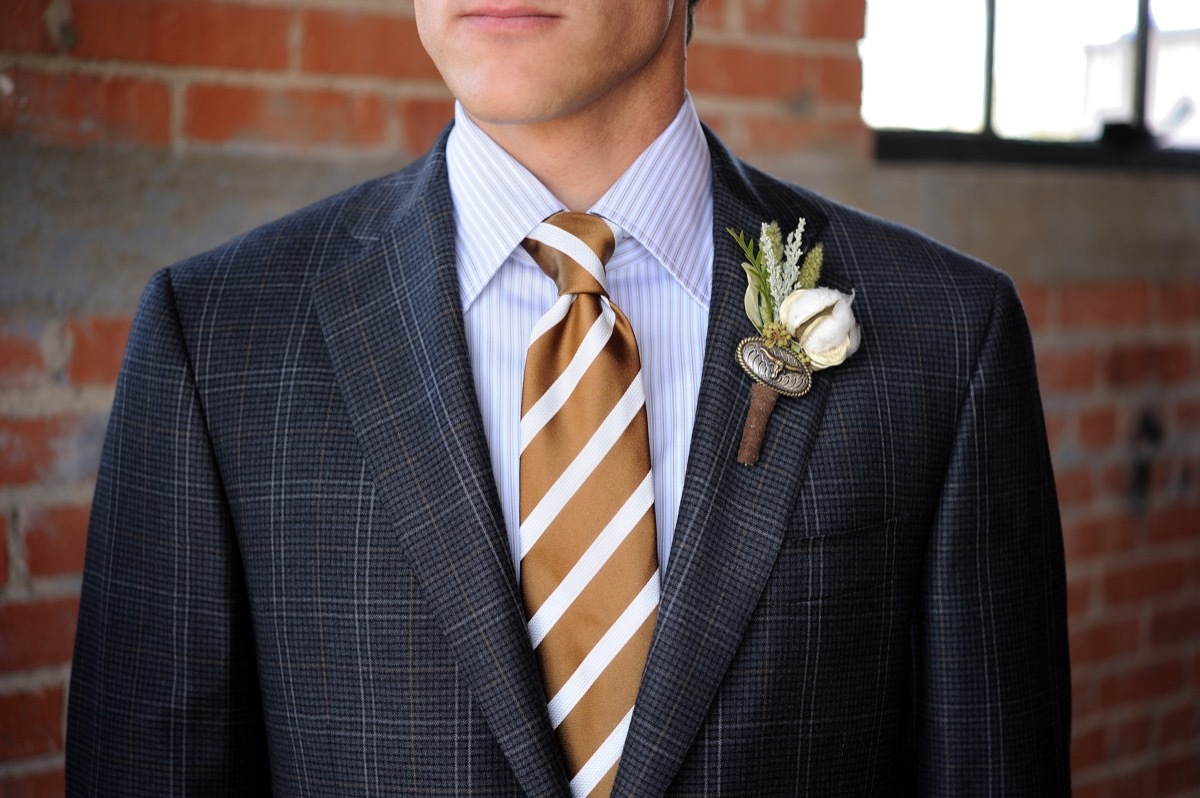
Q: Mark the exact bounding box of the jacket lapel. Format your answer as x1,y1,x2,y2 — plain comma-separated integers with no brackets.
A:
613,132,839,797
311,137,569,798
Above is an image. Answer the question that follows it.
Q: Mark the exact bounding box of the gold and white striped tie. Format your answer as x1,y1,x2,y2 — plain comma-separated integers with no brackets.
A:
519,212,660,798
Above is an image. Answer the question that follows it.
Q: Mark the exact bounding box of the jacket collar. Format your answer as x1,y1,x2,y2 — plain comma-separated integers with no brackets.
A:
313,131,571,798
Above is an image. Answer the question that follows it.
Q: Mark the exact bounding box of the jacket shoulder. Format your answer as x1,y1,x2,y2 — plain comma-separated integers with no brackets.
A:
728,151,1017,335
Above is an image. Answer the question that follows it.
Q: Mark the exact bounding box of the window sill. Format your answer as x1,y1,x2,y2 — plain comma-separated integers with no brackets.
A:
875,129,1200,172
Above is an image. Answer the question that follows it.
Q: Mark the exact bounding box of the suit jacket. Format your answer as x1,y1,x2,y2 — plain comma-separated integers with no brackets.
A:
67,128,1070,796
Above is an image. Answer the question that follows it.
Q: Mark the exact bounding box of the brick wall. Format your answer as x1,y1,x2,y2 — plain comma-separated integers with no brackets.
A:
1032,283,1200,796
2,1,1199,795
0,0,867,158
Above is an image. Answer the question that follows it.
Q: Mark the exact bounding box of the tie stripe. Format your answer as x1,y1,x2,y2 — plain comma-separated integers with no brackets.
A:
520,213,659,798
520,304,616,454
525,224,609,288
527,473,654,647
519,375,646,558
545,574,660,727
571,709,633,798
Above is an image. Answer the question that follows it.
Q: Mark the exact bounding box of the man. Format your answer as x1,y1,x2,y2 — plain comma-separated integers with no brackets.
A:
67,0,1071,795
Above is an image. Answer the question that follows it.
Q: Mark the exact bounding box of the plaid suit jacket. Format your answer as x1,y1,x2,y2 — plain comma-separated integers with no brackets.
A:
67,129,1070,796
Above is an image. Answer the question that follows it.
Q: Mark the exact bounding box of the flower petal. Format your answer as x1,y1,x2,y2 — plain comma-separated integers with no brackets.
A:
779,287,841,335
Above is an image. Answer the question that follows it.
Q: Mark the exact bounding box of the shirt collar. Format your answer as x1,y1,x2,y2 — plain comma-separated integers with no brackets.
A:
446,95,713,310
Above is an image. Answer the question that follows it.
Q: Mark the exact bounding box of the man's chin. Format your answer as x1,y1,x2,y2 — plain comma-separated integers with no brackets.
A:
458,95,575,130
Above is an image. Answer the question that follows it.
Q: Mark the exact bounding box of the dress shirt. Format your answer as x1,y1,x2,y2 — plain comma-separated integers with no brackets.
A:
447,96,714,575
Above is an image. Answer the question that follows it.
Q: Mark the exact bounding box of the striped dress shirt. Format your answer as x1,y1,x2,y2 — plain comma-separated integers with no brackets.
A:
447,96,714,574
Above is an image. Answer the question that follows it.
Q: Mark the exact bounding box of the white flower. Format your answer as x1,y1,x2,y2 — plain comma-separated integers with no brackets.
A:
779,287,861,370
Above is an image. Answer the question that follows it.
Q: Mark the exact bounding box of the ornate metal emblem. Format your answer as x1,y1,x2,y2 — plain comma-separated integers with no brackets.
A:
735,337,812,398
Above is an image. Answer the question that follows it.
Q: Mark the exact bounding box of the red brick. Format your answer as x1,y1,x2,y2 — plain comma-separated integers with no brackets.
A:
1071,724,1106,771
1070,617,1142,667
2,69,170,148
1112,713,1155,758
1150,604,1200,646
806,0,867,39
818,56,861,106
70,0,289,69
66,317,130,386
1066,574,1094,617
1100,660,1186,709
0,514,8,589
1155,751,1200,796
1043,411,1069,454
1100,463,1130,498
0,688,64,760
185,85,387,150
743,0,866,40
1153,342,1195,384
1063,515,1138,561
1147,504,1200,544
0,320,49,388
1059,282,1152,328
22,505,90,578
1071,680,1099,723
0,597,79,673
694,0,727,32
1150,459,1178,495
1078,406,1120,451
1109,768,1152,798
399,98,454,158
0,769,66,798
1159,703,1197,747
1055,467,1095,507
301,10,441,81
1172,399,1200,430
1104,558,1188,605
1016,283,1051,332
0,416,87,486
1105,344,1156,387
1036,348,1098,393
0,0,55,55
689,43,817,101
1160,281,1200,323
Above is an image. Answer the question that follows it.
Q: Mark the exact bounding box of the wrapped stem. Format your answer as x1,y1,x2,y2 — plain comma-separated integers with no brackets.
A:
737,383,780,466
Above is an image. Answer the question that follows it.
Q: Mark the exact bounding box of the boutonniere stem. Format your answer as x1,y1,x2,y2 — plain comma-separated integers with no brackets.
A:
738,383,780,464
729,220,860,465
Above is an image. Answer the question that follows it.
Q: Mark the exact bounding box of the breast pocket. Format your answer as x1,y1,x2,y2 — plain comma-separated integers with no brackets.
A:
766,513,917,603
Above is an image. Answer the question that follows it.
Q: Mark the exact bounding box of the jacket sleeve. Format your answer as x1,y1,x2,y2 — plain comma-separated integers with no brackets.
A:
910,274,1071,794
66,270,270,795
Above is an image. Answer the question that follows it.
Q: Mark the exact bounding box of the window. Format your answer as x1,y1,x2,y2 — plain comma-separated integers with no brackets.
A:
860,0,1200,167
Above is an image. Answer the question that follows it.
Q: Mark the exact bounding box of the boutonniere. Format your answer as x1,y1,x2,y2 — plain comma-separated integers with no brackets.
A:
729,218,860,465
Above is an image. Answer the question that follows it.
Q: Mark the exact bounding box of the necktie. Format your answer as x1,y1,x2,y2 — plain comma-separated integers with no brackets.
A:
519,212,661,798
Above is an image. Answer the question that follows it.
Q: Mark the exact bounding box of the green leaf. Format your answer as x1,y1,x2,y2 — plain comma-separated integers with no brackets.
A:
743,284,763,330
727,227,760,266
798,243,824,289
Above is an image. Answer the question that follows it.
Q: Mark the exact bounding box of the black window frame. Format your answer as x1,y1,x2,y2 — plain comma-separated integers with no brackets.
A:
873,0,1200,171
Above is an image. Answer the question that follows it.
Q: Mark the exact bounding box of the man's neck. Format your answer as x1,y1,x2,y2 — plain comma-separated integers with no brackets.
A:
467,83,685,212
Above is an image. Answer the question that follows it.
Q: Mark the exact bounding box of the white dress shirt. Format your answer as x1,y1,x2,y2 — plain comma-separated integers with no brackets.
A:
447,96,713,575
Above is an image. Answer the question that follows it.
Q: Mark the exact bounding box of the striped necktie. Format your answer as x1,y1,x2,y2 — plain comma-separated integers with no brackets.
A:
519,212,661,798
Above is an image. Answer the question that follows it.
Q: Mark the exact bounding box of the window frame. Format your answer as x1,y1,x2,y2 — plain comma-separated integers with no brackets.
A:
872,0,1200,171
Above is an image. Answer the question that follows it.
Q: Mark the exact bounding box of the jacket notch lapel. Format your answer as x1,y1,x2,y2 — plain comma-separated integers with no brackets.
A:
613,133,837,797
311,141,569,798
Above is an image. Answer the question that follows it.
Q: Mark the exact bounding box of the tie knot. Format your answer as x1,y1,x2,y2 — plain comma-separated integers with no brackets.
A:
522,212,618,297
